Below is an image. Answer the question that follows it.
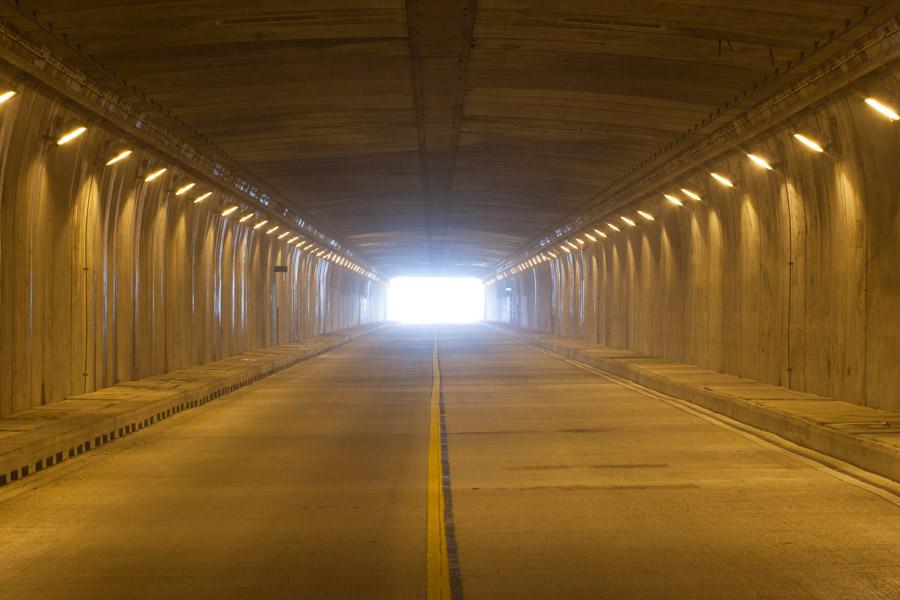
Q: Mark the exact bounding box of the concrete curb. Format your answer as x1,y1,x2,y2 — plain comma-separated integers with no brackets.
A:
491,325,900,483
0,323,387,487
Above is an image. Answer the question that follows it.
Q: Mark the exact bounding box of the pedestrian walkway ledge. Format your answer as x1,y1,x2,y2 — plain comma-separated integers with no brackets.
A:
490,323,900,483
0,323,386,487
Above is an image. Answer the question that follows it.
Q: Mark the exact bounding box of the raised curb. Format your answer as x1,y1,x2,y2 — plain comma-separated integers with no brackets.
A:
0,323,386,487
490,324,900,483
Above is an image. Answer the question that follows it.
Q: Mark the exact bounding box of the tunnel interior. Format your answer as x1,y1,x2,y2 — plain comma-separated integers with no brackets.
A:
0,1,899,598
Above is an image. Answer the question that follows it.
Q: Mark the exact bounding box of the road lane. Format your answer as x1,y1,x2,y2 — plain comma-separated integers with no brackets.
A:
0,326,434,600
437,325,900,599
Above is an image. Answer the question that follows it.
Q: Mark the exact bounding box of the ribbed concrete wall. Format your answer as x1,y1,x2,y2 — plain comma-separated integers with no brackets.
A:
487,65,900,413
0,83,386,417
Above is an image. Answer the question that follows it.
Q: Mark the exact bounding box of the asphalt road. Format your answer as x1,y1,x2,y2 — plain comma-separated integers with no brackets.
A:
0,324,897,599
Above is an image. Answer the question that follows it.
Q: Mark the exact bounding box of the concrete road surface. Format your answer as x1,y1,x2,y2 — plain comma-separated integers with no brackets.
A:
0,325,898,599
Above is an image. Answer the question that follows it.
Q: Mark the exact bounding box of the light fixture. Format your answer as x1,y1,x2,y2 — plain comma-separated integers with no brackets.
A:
865,97,900,121
584,233,597,242
593,228,608,238
746,153,774,170
567,241,578,249
561,245,571,253
792,133,824,153
238,213,253,223
288,236,298,244
547,251,557,258
266,226,279,235
144,167,167,182
193,192,212,204
607,223,621,232
277,231,289,239
710,172,734,187
222,206,239,217
0,90,16,104
638,210,654,221
620,216,636,227
575,238,585,245
680,188,702,201
56,125,87,145
664,194,684,206
105,149,132,166
175,182,195,196
253,219,268,230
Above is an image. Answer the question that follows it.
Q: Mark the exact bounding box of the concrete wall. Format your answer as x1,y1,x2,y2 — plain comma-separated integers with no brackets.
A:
0,82,386,417
487,65,900,414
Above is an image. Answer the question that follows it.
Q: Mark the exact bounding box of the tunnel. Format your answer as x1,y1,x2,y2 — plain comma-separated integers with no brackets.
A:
0,1,899,598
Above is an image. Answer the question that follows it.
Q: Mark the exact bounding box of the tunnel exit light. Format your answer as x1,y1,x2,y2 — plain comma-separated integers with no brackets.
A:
388,277,484,323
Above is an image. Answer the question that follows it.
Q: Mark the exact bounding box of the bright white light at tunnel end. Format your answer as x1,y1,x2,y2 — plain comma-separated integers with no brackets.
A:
388,277,484,323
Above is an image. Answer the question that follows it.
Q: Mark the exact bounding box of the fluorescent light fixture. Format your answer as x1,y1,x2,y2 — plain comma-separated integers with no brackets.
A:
865,97,900,121
607,223,621,232
57,125,87,145
746,153,773,170
0,90,16,104
710,172,734,187
288,236,298,243
253,219,268,230
638,210,655,221
575,238,585,245
664,194,684,206
567,241,578,249
584,233,597,242
266,226,279,235
175,182,195,195
680,188,702,201
561,245,571,253
593,228,607,238
193,192,212,204
792,133,824,153
144,167,167,182
238,213,253,223
547,251,557,258
620,216,636,227
105,149,132,166
277,232,289,239
222,206,239,217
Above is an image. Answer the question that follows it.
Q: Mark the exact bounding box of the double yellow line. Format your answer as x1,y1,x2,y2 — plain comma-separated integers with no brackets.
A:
427,337,452,599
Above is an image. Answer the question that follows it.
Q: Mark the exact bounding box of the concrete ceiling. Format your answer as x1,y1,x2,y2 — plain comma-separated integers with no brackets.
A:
1,0,896,276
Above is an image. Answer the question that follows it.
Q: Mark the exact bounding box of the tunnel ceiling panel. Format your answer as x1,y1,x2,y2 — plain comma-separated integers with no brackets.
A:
3,0,894,275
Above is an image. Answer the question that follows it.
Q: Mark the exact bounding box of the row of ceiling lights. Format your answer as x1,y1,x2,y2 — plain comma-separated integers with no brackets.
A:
0,90,382,283
486,96,899,287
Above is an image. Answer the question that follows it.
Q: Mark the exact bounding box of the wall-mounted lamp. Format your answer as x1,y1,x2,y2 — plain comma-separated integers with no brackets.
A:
56,122,87,145
664,194,684,206
746,153,774,170
144,167,167,182
864,97,899,121
105,149,132,166
710,172,735,187
792,133,825,153
680,188,702,201
175,182,195,195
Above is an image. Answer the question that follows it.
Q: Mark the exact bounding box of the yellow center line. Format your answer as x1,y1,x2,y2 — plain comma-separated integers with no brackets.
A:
427,335,451,599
